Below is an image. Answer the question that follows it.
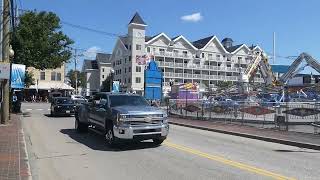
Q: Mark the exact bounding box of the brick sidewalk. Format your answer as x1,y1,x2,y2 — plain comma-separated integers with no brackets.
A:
0,114,31,180
169,117,320,149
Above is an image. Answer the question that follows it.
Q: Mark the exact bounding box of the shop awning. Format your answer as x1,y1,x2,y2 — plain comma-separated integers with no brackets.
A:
27,81,74,90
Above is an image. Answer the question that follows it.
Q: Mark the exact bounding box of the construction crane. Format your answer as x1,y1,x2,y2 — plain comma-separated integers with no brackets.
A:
239,51,276,93
280,52,320,83
239,52,320,93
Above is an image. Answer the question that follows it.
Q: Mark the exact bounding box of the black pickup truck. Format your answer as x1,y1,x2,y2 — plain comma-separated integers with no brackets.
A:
75,93,169,146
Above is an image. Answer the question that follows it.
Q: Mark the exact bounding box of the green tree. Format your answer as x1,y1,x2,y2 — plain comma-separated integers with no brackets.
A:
101,75,111,92
24,71,35,88
11,11,74,70
67,70,86,89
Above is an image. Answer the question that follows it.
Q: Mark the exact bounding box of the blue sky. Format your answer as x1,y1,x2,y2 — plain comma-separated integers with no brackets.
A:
22,0,320,73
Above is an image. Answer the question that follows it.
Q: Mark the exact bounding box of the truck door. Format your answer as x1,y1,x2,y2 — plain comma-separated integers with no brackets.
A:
88,94,101,126
95,97,110,128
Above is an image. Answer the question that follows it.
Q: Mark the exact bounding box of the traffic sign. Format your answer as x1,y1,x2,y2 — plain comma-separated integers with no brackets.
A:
0,62,10,79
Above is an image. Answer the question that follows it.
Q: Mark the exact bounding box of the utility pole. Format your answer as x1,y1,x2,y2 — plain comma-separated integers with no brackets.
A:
1,0,11,124
74,49,78,94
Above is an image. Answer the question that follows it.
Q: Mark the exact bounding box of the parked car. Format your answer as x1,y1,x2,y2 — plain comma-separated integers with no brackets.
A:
48,92,62,102
75,93,169,147
50,97,76,116
215,97,239,108
73,99,86,105
259,98,280,107
71,95,85,101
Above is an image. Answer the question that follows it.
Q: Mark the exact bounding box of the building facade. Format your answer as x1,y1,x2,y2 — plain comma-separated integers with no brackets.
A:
28,63,66,88
26,63,73,100
82,53,112,96
110,12,264,95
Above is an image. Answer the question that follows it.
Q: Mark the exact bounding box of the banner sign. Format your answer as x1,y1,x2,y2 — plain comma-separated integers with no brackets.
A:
136,54,153,65
112,81,120,93
0,62,11,79
11,64,26,89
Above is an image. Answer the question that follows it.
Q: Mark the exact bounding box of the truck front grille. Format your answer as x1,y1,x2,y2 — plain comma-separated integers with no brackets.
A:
129,120,162,126
133,128,161,134
126,114,163,118
124,114,163,126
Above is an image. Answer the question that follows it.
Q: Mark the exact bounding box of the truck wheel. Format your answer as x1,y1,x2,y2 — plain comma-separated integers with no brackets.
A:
153,137,166,145
75,118,88,133
105,122,117,147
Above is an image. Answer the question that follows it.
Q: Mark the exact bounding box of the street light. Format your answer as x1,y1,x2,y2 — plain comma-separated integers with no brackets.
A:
9,45,14,58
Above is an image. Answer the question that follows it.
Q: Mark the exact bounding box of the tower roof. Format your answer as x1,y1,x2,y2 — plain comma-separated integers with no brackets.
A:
129,12,147,25
221,37,233,43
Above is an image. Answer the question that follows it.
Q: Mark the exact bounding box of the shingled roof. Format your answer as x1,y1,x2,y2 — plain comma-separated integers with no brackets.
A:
129,12,147,25
225,44,244,53
171,35,181,41
192,36,214,49
83,60,99,70
96,53,111,63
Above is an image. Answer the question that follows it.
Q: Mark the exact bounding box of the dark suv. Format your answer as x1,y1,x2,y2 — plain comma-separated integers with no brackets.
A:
50,97,76,116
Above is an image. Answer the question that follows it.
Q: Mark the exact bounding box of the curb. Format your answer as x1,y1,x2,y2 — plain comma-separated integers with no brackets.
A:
18,114,33,180
169,121,320,151
21,128,33,180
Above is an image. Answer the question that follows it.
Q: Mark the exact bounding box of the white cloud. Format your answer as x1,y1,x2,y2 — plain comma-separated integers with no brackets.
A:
83,46,102,59
181,12,203,22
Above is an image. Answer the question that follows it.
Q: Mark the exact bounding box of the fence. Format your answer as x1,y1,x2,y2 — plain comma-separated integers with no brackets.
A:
168,99,320,134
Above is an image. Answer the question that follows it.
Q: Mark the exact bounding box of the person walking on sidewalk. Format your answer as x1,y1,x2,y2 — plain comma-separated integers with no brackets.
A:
12,92,18,113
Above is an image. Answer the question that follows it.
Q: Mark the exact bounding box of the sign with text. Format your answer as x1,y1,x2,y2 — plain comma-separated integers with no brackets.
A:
11,64,26,89
0,62,11,79
136,54,153,65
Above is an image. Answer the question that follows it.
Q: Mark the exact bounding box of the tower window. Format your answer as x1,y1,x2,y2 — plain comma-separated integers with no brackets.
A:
136,44,141,50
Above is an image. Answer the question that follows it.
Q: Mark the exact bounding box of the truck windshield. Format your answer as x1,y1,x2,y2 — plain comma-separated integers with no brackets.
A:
109,95,149,107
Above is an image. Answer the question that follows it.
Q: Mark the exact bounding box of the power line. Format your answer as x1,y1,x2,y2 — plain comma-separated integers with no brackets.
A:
11,7,303,61
61,21,121,38
67,46,110,56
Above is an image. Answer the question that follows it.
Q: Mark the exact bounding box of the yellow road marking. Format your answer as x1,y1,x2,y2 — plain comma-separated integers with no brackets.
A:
163,141,296,180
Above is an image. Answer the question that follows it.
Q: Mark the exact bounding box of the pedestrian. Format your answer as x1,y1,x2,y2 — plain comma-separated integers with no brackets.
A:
12,92,18,113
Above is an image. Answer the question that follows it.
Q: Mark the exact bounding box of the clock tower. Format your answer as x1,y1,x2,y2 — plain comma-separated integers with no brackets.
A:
128,12,147,94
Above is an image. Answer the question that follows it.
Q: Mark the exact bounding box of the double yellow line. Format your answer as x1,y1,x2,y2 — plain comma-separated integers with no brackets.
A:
164,141,296,180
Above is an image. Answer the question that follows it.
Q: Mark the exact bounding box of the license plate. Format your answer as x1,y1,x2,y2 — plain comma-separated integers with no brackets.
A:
66,110,70,113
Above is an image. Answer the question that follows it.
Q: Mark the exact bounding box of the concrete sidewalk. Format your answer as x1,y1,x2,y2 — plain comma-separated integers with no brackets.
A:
0,114,31,180
169,116,320,150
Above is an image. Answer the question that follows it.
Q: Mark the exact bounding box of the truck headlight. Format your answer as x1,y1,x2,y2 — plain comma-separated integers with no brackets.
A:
116,114,127,125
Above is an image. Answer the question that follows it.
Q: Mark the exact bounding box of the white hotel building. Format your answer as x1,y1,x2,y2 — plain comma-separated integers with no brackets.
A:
110,12,263,95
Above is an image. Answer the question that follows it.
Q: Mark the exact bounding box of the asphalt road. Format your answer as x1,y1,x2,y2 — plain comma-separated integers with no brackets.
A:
21,102,320,180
